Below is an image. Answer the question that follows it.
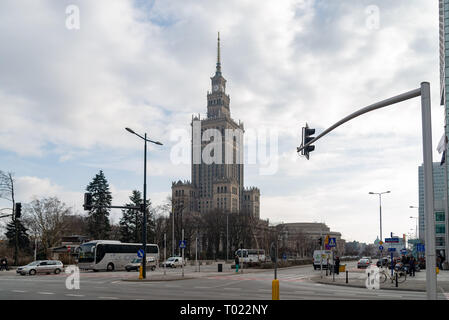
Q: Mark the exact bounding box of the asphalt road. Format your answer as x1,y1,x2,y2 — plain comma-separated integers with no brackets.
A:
0,261,446,300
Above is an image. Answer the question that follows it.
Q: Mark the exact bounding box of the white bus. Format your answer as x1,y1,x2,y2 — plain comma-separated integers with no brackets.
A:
77,240,159,271
235,249,267,263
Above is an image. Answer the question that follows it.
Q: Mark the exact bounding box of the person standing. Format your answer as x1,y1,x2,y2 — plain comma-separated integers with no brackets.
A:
0,257,8,271
335,256,340,275
234,255,239,273
409,256,416,277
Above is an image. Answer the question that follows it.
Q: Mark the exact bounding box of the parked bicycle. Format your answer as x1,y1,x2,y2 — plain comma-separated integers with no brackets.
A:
377,266,407,284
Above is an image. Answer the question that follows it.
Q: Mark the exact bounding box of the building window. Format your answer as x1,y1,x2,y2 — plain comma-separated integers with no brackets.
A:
436,224,445,234
436,211,445,222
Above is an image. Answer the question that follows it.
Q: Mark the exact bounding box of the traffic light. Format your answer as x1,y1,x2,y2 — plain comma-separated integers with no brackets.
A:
83,193,93,211
318,237,322,246
301,123,315,160
15,203,22,218
270,243,276,263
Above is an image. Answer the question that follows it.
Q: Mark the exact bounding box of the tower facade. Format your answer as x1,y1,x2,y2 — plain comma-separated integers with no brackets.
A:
172,34,260,220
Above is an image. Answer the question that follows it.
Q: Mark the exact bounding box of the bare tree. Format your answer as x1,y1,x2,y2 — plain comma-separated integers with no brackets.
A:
0,171,19,264
23,197,72,259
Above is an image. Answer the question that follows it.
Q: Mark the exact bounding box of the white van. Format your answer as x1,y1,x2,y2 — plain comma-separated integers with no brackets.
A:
313,250,333,270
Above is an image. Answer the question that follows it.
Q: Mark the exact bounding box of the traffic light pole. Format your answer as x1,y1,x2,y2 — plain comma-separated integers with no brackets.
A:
297,82,437,299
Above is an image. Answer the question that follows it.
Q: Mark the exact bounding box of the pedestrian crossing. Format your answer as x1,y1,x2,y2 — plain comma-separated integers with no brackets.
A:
206,273,309,283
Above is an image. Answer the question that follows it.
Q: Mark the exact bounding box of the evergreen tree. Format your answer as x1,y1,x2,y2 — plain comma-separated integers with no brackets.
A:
5,218,30,253
119,190,155,244
86,170,112,239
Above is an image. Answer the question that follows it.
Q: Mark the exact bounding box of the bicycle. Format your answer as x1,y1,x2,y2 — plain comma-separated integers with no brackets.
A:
377,267,407,284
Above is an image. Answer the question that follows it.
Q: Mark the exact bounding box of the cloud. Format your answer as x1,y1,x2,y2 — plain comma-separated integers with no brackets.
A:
0,0,443,243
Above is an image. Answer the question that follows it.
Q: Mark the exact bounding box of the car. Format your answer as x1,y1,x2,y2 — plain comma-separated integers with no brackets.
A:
376,257,390,267
125,257,156,272
16,260,64,276
357,258,371,269
161,257,186,268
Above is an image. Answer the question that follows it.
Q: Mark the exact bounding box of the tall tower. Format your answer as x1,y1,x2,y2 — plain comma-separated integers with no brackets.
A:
173,33,260,221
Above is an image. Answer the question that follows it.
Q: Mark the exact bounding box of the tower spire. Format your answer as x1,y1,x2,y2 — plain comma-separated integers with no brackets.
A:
216,32,221,74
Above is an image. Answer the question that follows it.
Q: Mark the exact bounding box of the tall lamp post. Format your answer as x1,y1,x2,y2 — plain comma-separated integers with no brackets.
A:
125,127,163,279
369,191,390,246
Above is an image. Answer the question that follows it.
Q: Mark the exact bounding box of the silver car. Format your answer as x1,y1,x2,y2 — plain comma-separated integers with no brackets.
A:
16,260,64,276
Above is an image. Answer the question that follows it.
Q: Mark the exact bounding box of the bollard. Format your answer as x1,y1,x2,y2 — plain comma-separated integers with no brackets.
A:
395,272,398,287
139,266,143,280
272,279,280,300
326,268,328,276
346,271,348,283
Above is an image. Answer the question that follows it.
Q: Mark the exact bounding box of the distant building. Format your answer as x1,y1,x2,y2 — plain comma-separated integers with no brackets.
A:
171,34,260,219
275,222,345,257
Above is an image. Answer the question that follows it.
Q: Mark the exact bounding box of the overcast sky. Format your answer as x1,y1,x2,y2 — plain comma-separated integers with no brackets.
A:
0,0,443,244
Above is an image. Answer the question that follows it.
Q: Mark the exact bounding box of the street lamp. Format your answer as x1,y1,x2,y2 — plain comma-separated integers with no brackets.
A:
125,127,163,279
368,191,391,244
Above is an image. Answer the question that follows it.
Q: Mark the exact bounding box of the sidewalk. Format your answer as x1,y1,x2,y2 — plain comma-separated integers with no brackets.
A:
311,269,449,293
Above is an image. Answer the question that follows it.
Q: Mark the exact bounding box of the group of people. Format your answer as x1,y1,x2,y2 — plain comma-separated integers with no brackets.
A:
0,257,8,271
399,255,417,277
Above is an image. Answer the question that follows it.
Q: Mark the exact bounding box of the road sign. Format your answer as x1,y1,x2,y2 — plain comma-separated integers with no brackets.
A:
388,247,396,252
400,248,407,254
379,241,384,245
137,249,144,258
417,244,425,252
379,245,384,251
385,237,400,243
179,240,186,249
328,237,337,247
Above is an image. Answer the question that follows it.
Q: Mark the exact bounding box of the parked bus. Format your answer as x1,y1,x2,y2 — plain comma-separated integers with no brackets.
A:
235,249,267,263
77,240,159,271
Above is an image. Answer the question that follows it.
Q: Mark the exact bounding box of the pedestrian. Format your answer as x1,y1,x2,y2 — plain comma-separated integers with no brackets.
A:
0,257,7,271
409,256,416,277
437,255,442,270
234,255,239,273
335,256,340,275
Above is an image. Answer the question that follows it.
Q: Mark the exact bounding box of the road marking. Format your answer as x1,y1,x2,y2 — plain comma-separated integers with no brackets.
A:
12,290,27,293
66,294,85,297
194,286,211,289
37,292,54,295
98,296,120,300
223,287,240,291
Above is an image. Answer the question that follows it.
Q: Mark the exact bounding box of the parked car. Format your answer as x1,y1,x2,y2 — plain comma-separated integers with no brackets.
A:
16,260,64,276
376,257,390,268
357,258,371,269
161,257,185,268
125,257,157,272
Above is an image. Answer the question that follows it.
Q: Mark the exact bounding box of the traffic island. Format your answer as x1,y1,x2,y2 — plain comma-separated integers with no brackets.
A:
122,274,195,282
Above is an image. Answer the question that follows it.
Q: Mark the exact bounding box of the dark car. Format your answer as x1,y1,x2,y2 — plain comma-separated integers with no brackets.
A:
376,257,390,268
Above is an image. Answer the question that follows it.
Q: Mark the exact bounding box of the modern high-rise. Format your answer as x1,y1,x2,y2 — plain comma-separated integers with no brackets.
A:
418,163,447,256
172,34,260,219
437,0,449,258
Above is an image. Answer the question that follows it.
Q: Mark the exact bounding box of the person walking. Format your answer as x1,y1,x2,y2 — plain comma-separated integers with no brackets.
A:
0,257,8,271
234,255,239,273
335,256,340,275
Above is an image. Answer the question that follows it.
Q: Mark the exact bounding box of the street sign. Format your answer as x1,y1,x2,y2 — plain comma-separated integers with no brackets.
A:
379,245,384,251
137,249,144,258
417,244,425,252
385,237,400,243
179,240,186,249
328,237,337,247
379,241,384,245
388,247,396,252
400,248,407,255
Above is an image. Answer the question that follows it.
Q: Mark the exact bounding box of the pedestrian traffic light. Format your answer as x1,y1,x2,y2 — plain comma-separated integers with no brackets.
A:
301,123,315,160
83,193,93,211
15,203,22,218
